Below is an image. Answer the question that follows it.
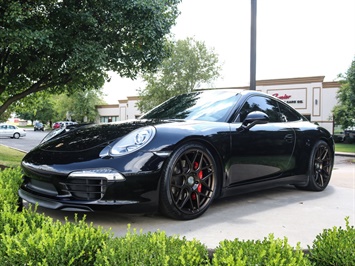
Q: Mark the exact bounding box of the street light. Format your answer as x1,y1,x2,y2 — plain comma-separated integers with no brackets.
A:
250,0,257,90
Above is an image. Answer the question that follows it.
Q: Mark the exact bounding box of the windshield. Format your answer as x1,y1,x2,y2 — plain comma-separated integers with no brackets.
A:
141,90,241,122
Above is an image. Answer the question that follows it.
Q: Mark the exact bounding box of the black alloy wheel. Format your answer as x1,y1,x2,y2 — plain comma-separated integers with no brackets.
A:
159,142,218,220
301,140,333,191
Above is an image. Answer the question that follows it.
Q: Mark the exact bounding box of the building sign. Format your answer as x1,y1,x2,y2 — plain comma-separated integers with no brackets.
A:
267,88,307,109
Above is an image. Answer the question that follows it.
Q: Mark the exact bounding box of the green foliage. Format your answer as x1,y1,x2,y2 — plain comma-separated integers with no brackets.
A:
53,89,104,122
212,234,311,266
94,226,210,266
15,85,106,124
0,211,110,265
0,0,181,116
0,107,12,122
308,217,355,266
138,37,221,112
333,58,355,129
0,167,23,211
14,91,56,124
0,168,353,265
0,168,110,265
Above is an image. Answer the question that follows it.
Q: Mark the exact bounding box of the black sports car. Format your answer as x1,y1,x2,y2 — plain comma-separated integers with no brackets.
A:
19,89,334,220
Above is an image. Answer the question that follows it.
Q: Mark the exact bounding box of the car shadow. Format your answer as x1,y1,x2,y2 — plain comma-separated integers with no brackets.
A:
29,184,337,244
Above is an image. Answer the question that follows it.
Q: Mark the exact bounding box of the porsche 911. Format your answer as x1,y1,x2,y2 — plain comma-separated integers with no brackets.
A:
19,89,334,220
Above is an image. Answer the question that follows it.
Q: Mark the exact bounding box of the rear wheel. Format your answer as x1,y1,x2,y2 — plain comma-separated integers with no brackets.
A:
298,140,333,191
159,142,218,220
13,133,20,139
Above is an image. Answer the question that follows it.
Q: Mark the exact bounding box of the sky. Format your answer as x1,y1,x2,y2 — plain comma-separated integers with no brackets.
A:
102,0,355,104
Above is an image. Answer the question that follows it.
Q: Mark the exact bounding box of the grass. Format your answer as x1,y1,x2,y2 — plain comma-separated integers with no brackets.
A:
0,143,354,169
335,143,355,153
0,145,25,168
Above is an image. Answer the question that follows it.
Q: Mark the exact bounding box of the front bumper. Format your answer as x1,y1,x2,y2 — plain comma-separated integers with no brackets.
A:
18,188,138,212
19,166,162,213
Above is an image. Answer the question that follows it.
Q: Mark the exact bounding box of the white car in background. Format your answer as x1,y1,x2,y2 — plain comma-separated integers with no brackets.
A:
0,124,26,139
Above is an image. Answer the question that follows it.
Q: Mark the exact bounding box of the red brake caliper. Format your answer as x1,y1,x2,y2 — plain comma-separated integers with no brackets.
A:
192,162,203,200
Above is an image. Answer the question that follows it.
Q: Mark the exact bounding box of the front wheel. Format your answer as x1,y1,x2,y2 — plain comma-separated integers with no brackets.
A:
159,142,218,220
298,140,333,191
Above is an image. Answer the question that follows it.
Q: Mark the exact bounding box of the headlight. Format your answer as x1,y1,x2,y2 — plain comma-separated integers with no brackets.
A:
110,126,156,156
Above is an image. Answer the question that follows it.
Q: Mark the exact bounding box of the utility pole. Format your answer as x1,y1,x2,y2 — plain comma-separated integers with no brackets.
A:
250,0,257,90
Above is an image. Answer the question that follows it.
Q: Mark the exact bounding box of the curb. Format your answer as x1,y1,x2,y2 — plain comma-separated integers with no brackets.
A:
0,144,26,154
335,152,355,157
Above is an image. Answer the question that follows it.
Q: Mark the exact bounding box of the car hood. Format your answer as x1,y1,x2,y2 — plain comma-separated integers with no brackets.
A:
22,119,229,172
36,120,163,152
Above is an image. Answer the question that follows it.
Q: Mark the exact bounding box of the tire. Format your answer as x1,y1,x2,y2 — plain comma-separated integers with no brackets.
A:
13,133,20,139
298,140,333,191
159,142,218,220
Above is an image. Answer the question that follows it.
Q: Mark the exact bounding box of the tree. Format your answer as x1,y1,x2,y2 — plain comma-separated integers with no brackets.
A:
53,89,104,123
14,91,56,124
137,37,221,112
333,58,355,129
0,0,180,116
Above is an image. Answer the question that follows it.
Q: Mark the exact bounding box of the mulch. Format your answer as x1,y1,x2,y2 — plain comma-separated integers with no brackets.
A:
0,165,8,171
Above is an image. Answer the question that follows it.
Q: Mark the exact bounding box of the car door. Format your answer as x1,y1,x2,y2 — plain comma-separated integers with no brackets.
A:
227,95,296,186
6,125,16,137
0,125,8,137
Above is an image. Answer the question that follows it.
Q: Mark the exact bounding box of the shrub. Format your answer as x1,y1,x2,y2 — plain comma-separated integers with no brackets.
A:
308,217,355,265
0,212,110,266
0,167,23,212
0,168,110,265
212,234,311,266
1,168,353,265
94,226,210,266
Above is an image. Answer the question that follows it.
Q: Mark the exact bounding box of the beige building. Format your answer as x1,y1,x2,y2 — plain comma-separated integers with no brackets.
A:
96,96,140,123
238,76,340,134
96,76,340,134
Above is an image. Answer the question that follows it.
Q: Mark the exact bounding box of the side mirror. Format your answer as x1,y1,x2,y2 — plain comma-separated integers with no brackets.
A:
239,111,269,131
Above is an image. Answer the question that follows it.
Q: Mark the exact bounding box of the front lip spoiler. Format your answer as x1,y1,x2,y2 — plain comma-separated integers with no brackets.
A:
19,189,94,212
18,189,139,212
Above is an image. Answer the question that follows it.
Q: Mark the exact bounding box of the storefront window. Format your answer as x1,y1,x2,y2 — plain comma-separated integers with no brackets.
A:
100,116,119,123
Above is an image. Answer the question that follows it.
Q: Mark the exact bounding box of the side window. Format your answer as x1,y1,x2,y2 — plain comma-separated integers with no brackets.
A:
238,96,280,122
278,101,304,122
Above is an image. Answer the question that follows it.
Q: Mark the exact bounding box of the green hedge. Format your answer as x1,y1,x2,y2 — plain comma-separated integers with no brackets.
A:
0,213,109,265
0,167,22,212
95,227,209,265
212,235,310,266
1,168,354,265
308,217,355,265
0,168,110,265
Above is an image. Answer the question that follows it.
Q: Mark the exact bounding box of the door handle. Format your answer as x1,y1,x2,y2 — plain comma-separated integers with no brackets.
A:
284,134,294,143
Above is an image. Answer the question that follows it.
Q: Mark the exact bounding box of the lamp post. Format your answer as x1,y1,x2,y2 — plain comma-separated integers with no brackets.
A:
250,0,257,90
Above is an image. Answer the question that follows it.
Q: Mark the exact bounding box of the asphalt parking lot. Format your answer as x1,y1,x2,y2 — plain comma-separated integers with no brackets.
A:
1,129,354,249
0,128,47,153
